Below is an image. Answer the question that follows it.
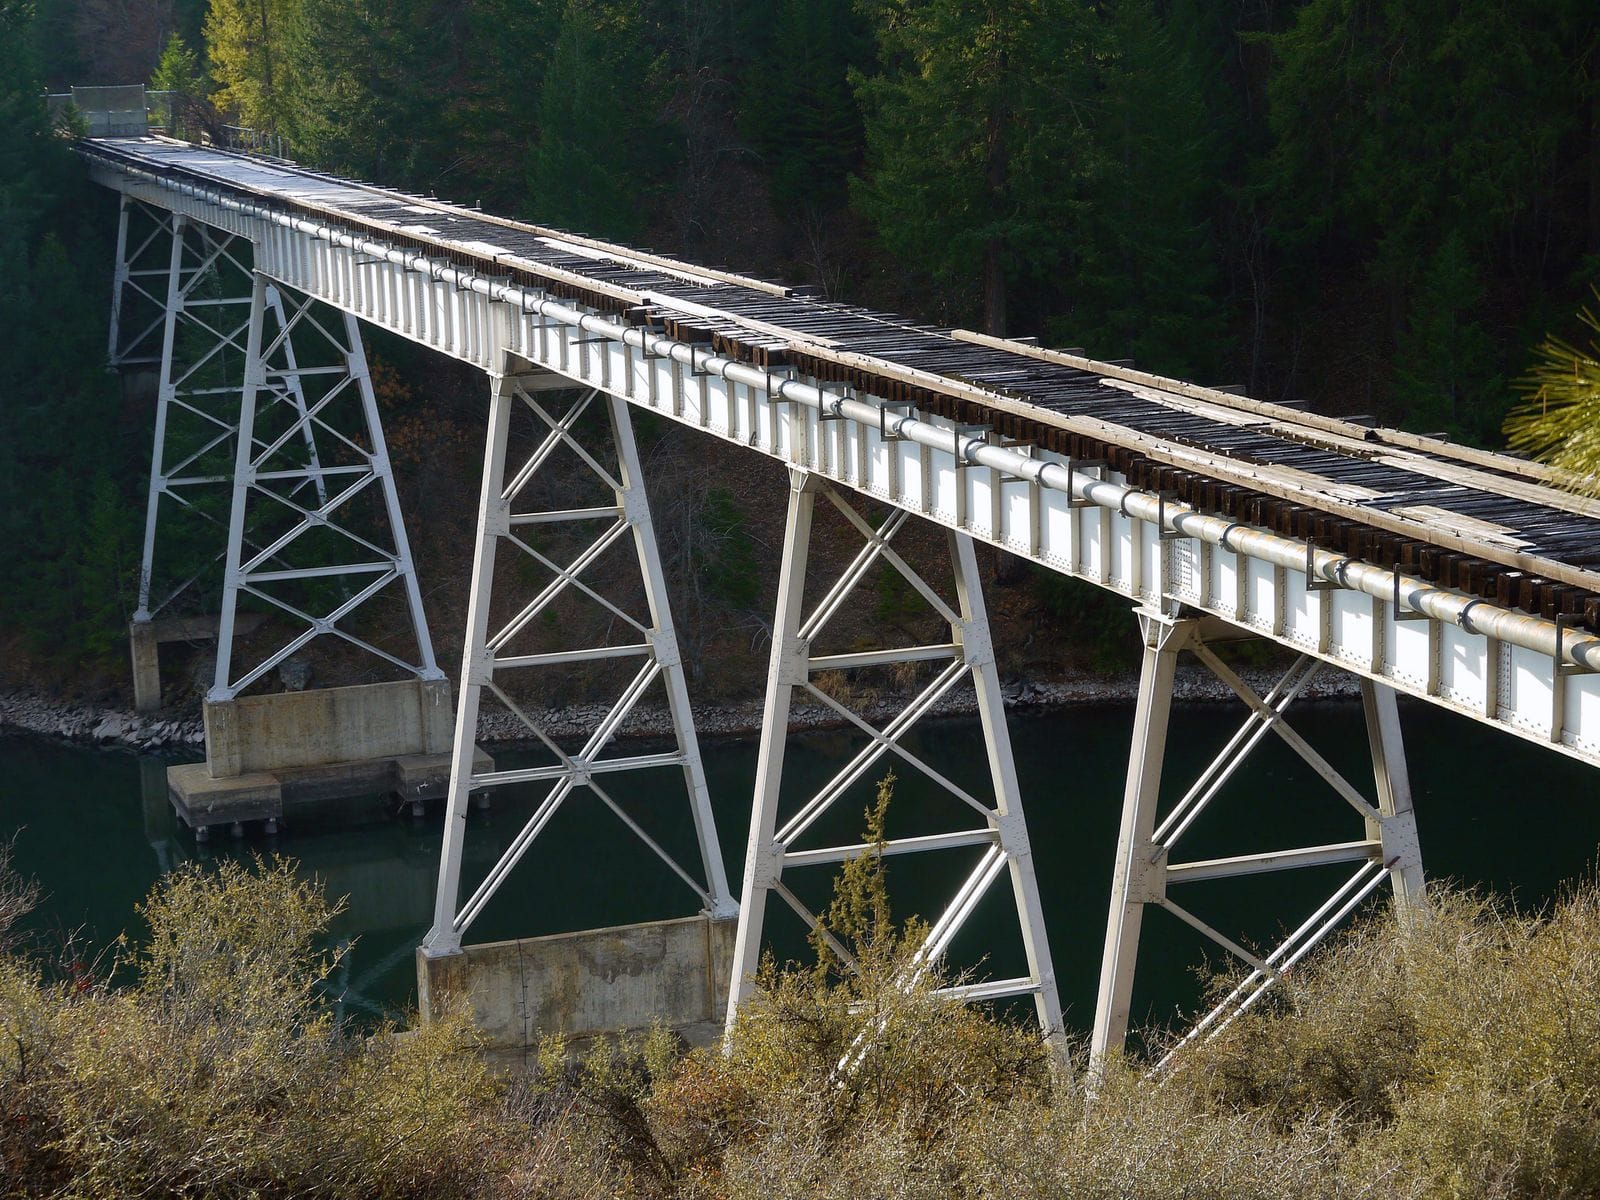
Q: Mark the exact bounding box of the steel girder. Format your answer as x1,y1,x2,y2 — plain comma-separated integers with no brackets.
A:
726,469,1066,1052
422,374,736,957
1089,610,1425,1069
91,163,1600,765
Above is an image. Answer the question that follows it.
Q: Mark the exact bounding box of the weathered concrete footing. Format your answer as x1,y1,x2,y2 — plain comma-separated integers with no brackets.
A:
128,613,268,714
170,677,490,835
167,747,491,834
417,914,738,1068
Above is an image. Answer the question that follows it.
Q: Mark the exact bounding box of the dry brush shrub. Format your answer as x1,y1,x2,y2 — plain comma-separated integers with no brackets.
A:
1168,887,1600,1198
0,856,506,1199
959,1065,1352,1200
643,774,1052,1199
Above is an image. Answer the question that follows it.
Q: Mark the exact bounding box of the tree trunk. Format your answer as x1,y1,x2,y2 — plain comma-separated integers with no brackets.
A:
983,96,1008,336
1589,41,1600,255
258,0,275,132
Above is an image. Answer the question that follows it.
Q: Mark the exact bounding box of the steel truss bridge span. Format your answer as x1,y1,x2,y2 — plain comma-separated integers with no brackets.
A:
82,134,1600,1065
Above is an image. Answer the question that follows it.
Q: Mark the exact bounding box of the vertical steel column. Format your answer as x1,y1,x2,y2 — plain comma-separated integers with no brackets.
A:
609,393,736,916
426,373,514,955
950,530,1065,1044
1091,611,1191,1066
1361,679,1426,906
211,274,269,694
133,213,190,622
107,194,132,365
726,468,818,1021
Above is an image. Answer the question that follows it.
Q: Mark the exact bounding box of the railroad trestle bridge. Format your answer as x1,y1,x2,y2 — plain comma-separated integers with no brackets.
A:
78,122,1600,1066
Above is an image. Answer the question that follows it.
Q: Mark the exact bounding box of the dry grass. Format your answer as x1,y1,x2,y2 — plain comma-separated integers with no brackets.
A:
9,844,1600,1198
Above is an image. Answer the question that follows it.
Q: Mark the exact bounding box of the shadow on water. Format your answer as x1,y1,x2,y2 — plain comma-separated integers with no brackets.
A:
3,694,1599,1035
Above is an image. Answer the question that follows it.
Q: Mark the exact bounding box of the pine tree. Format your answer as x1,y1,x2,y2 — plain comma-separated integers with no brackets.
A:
739,0,868,209
851,0,1100,334
150,33,206,140
528,0,659,241
1063,0,1227,379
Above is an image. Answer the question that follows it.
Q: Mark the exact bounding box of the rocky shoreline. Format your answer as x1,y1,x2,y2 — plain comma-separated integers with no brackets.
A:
0,665,1363,755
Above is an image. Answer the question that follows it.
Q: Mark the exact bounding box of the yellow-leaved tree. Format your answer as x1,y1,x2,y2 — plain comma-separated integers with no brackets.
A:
204,0,295,133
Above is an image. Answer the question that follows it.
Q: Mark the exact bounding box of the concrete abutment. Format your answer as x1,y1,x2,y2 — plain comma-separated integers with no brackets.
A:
417,914,738,1067
167,678,492,834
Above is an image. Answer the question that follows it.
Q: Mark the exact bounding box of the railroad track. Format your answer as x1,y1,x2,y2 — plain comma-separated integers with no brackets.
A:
80,136,1600,631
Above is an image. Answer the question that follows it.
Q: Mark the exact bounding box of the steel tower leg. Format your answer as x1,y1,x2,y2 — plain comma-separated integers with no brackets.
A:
424,375,735,957
1362,678,1426,907
212,274,441,699
726,470,1065,1054
108,197,178,370
726,468,817,1017
1090,611,1190,1066
1089,610,1429,1072
107,194,132,365
133,212,191,624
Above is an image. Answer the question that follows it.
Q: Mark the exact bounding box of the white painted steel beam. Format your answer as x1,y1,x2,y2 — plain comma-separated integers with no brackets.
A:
1089,611,1427,1070
89,159,1600,769
725,471,1065,1051
422,376,735,957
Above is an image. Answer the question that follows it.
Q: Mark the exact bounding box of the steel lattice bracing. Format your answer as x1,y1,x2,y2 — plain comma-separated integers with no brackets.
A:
1091,612,1424,1065
212,273,440,697
424,373,735,956
109,196,184,369
729,470,1064,1051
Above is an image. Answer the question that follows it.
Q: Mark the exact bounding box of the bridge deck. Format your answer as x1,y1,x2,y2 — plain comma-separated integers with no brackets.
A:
81,135,1600,632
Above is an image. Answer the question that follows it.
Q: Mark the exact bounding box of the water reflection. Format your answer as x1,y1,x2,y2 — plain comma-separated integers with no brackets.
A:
5,697,1600,1036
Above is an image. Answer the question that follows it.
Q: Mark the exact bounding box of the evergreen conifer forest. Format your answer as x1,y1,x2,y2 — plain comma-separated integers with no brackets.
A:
4,0,1598,681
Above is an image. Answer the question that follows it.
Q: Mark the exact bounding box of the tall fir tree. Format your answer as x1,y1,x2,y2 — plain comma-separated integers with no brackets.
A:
1063,0,1227,378
851,0,1100,334
204,0,296,132
1261,0,1596,438
150,33,206,140
740,0,867,207
528,0,659,241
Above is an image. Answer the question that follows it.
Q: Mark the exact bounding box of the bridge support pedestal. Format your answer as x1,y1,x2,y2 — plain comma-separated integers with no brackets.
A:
1090,609,1426,1072
726,469,1065,1055
419,371,735,1046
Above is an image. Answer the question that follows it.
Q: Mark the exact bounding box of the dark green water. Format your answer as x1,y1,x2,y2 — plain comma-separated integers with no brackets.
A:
5,697,1600,1035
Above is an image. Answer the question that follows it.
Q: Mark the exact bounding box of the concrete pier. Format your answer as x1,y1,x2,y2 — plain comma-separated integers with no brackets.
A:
417,914,738,1065
167,678,492,835
128,613,267,713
